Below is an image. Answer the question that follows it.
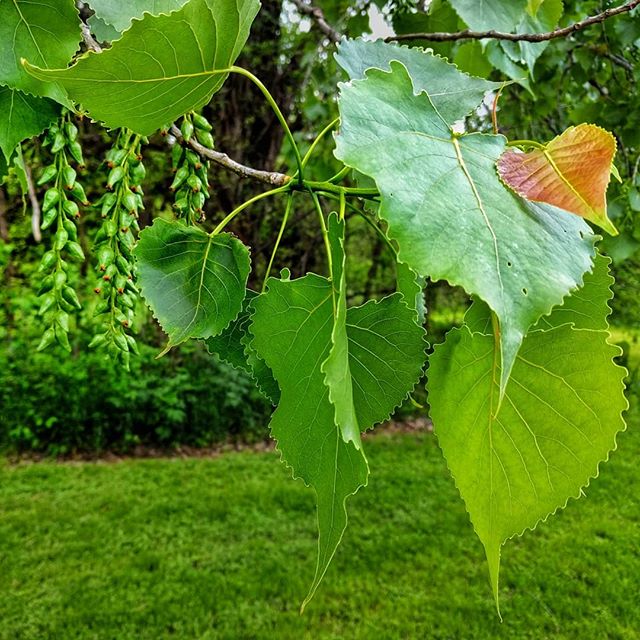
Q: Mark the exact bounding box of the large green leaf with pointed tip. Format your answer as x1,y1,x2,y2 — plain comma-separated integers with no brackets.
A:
136,218,250,350
427,255,627,608
335,54,596,396
24,0,260,135
87,0,190,33
0,0,80,102
335,39,501,124
250,273,424,606
448,0,528,32
0,87,59,161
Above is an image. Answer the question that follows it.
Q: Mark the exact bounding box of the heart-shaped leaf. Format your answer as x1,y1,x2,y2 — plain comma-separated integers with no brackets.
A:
497,124,618,235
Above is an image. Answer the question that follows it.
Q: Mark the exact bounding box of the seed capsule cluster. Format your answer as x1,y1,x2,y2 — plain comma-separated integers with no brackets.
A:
169,112,214,225
36,114,88,352
90,129,145,369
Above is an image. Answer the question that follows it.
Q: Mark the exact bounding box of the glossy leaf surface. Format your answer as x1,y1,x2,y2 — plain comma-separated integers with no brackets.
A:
25,0,260,135
428,256,627,606
336,55,596,394
136,218,250,350
0,0,80,102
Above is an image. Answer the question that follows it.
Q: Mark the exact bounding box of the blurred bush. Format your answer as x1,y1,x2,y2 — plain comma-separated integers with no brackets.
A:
0,337,271,455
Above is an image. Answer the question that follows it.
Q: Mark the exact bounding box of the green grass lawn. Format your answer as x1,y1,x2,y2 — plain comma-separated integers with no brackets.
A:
0,400,638,640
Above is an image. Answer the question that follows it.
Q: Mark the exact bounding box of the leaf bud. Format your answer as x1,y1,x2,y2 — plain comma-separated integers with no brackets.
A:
170,166,189,191
69,182,89,205
61,285,82,310
88,333,108,349
181,119,194,142
53,270,67,290
55,323,72,352
171,144,184,169
63,199,80,219
51,132,66,154
37,164,58,186
107,166,125,189
68,141,85,167
62,218,78,242
187,174,202,193
64,121,79,142
39,250,57,272
115,275,127,294
116,255,132,276
195,129,214,149
97,246,115,271
122,191,139,214
54,227,68,251
42,188,60,213
192,113,212,132
41,208,58,231
55,310,70,332
101,192,118,217
37,328,56,352
66,241,85,262
62,165,77,190
130,161,146,184
38,292,56,316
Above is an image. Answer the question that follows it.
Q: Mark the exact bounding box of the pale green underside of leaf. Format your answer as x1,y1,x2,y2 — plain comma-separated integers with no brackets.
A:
86,14,122,44
322,214,361,448
428,255,627,608
448,0,528,32
0,86,59,161
136,218,250,349
87,0,190,33
250,274,425,607
0,0,80,102
24,0,260,135
336,59,596,396
205,290,279,404
335,38,501,125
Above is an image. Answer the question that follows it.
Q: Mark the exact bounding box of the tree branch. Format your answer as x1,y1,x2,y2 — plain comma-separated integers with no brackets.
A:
388,0,640,43
289,0,341,44
169,126,290,187
80,19,102,53
23,163,42,242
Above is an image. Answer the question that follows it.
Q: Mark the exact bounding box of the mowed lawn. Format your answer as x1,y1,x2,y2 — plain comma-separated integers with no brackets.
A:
0,407,638,639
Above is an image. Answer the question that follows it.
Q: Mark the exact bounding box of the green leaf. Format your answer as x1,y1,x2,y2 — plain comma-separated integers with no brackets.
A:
0,87,60,161
396,261,426,325
136,218,250,350
449,0,528,32
428,256,627,609
24,0,260,135
250,273,425,606
323,214,361,447
501,0,563,76
335,57,596,396
0,0,80,102
87,14,122,43
347,294,427,429
205,290,279,404
336,39,501,124
453,41,493,79
250,274,370,609
87,0,190,33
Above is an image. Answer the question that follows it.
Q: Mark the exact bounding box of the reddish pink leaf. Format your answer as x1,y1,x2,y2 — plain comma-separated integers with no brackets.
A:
497,124,618,235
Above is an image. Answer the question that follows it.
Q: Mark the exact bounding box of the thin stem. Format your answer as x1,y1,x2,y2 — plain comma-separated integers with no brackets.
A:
506,139,545,150
211,185,290,236
308,188,333,277
319,191,396,258
328,165,352,184
229,66,304,180
263,192,295,292
303,180,379,198
301,117,340,170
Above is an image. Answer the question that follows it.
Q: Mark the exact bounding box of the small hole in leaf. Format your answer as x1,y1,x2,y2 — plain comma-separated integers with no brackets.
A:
579,231,584,239
522,288,528,296
507,261,512,268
